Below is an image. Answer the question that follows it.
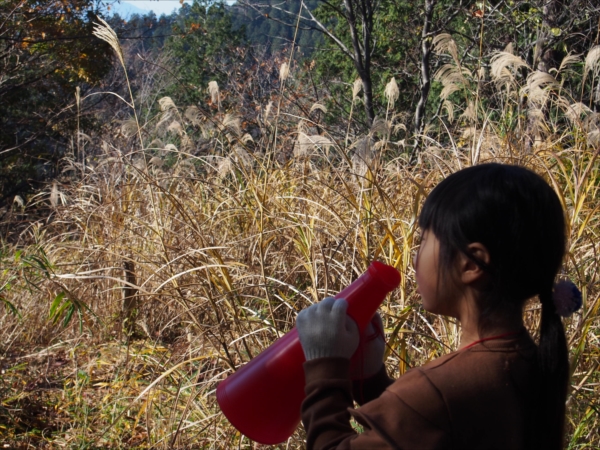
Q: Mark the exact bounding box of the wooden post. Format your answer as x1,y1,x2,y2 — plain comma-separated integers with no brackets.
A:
122,260,138,337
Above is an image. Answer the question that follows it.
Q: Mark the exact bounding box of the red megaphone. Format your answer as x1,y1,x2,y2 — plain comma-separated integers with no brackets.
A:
216,261,400,445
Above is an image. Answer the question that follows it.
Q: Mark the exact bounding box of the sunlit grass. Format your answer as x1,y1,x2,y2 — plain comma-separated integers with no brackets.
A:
0,23,598,450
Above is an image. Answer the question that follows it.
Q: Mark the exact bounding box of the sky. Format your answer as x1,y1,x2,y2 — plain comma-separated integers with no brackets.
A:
107,1,192,18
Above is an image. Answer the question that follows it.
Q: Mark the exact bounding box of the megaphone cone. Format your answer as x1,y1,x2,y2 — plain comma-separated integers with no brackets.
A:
217,261,400,445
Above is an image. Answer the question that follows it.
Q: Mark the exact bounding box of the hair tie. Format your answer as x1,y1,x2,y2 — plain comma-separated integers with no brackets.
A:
552,280,582,317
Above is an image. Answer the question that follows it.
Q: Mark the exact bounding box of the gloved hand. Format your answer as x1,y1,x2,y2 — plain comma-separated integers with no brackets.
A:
296,297,359,360
350,312,386,379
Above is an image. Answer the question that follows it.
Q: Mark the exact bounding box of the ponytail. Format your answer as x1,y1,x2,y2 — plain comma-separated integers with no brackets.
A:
537,287,569,449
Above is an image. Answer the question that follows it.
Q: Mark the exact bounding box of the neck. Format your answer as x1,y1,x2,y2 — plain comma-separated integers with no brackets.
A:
457,295,524,350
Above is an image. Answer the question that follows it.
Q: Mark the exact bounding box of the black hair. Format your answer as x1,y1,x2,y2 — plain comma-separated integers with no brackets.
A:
419,163,568,448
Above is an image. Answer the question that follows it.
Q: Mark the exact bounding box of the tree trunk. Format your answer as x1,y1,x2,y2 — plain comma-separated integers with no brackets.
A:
358,70,375,125
413,0,436,156
343,0,375,125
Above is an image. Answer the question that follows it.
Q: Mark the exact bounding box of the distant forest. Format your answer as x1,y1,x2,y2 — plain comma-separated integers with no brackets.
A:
1,0,599,203
110,0,324,56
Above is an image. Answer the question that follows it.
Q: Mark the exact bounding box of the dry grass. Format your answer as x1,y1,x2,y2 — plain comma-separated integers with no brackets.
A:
0,26,599,449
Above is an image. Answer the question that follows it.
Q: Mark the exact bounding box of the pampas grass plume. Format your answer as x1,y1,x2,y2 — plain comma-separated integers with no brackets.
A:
490,51,529,89
460,100,477,123
13,195,24,208
443,100,455,123
149,156,164,168
263,101,273,124
584,45,600,80
558,53,581,74
222,114,241,136
159,97,177,112
208,81,220,104
279,62,290,83
384,78,399,109
352,78,362,101
93,17,125,68
217,157,233,179
167,121,184,136
184,106,202,126
50,182,59,207
310,103,327,114
164,143,178,154
121,118,138,138
432,33,459,64
565,102,592,124
370,117,390,136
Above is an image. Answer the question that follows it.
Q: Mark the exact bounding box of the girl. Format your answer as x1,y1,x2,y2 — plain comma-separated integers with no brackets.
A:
296,164,581,450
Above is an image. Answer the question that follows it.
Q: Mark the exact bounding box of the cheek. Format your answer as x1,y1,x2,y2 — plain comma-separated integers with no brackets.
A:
415,264,444,313
415,269,435,303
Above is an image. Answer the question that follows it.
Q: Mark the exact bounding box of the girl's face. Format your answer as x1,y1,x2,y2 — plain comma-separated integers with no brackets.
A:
413,230,461,317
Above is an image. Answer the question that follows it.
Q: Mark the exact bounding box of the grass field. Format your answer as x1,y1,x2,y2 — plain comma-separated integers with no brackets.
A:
0,23,599,449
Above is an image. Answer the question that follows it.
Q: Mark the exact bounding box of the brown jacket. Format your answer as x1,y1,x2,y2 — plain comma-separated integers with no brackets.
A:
302,331,539,450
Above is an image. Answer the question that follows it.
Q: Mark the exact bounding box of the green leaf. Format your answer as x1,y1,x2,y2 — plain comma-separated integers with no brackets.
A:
0,294,21,318
49,292,66,320
48,292,97,330
63,304,75,328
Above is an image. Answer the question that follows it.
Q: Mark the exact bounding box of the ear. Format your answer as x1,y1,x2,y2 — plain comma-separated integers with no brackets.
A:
458,242,490,285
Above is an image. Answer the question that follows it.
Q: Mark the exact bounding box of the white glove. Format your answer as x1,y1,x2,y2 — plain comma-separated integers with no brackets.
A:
350,312,386,379
296,297,359,360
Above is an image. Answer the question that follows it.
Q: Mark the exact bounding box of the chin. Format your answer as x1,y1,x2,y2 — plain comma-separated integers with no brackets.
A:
423,302,455,318
422,302,439,314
